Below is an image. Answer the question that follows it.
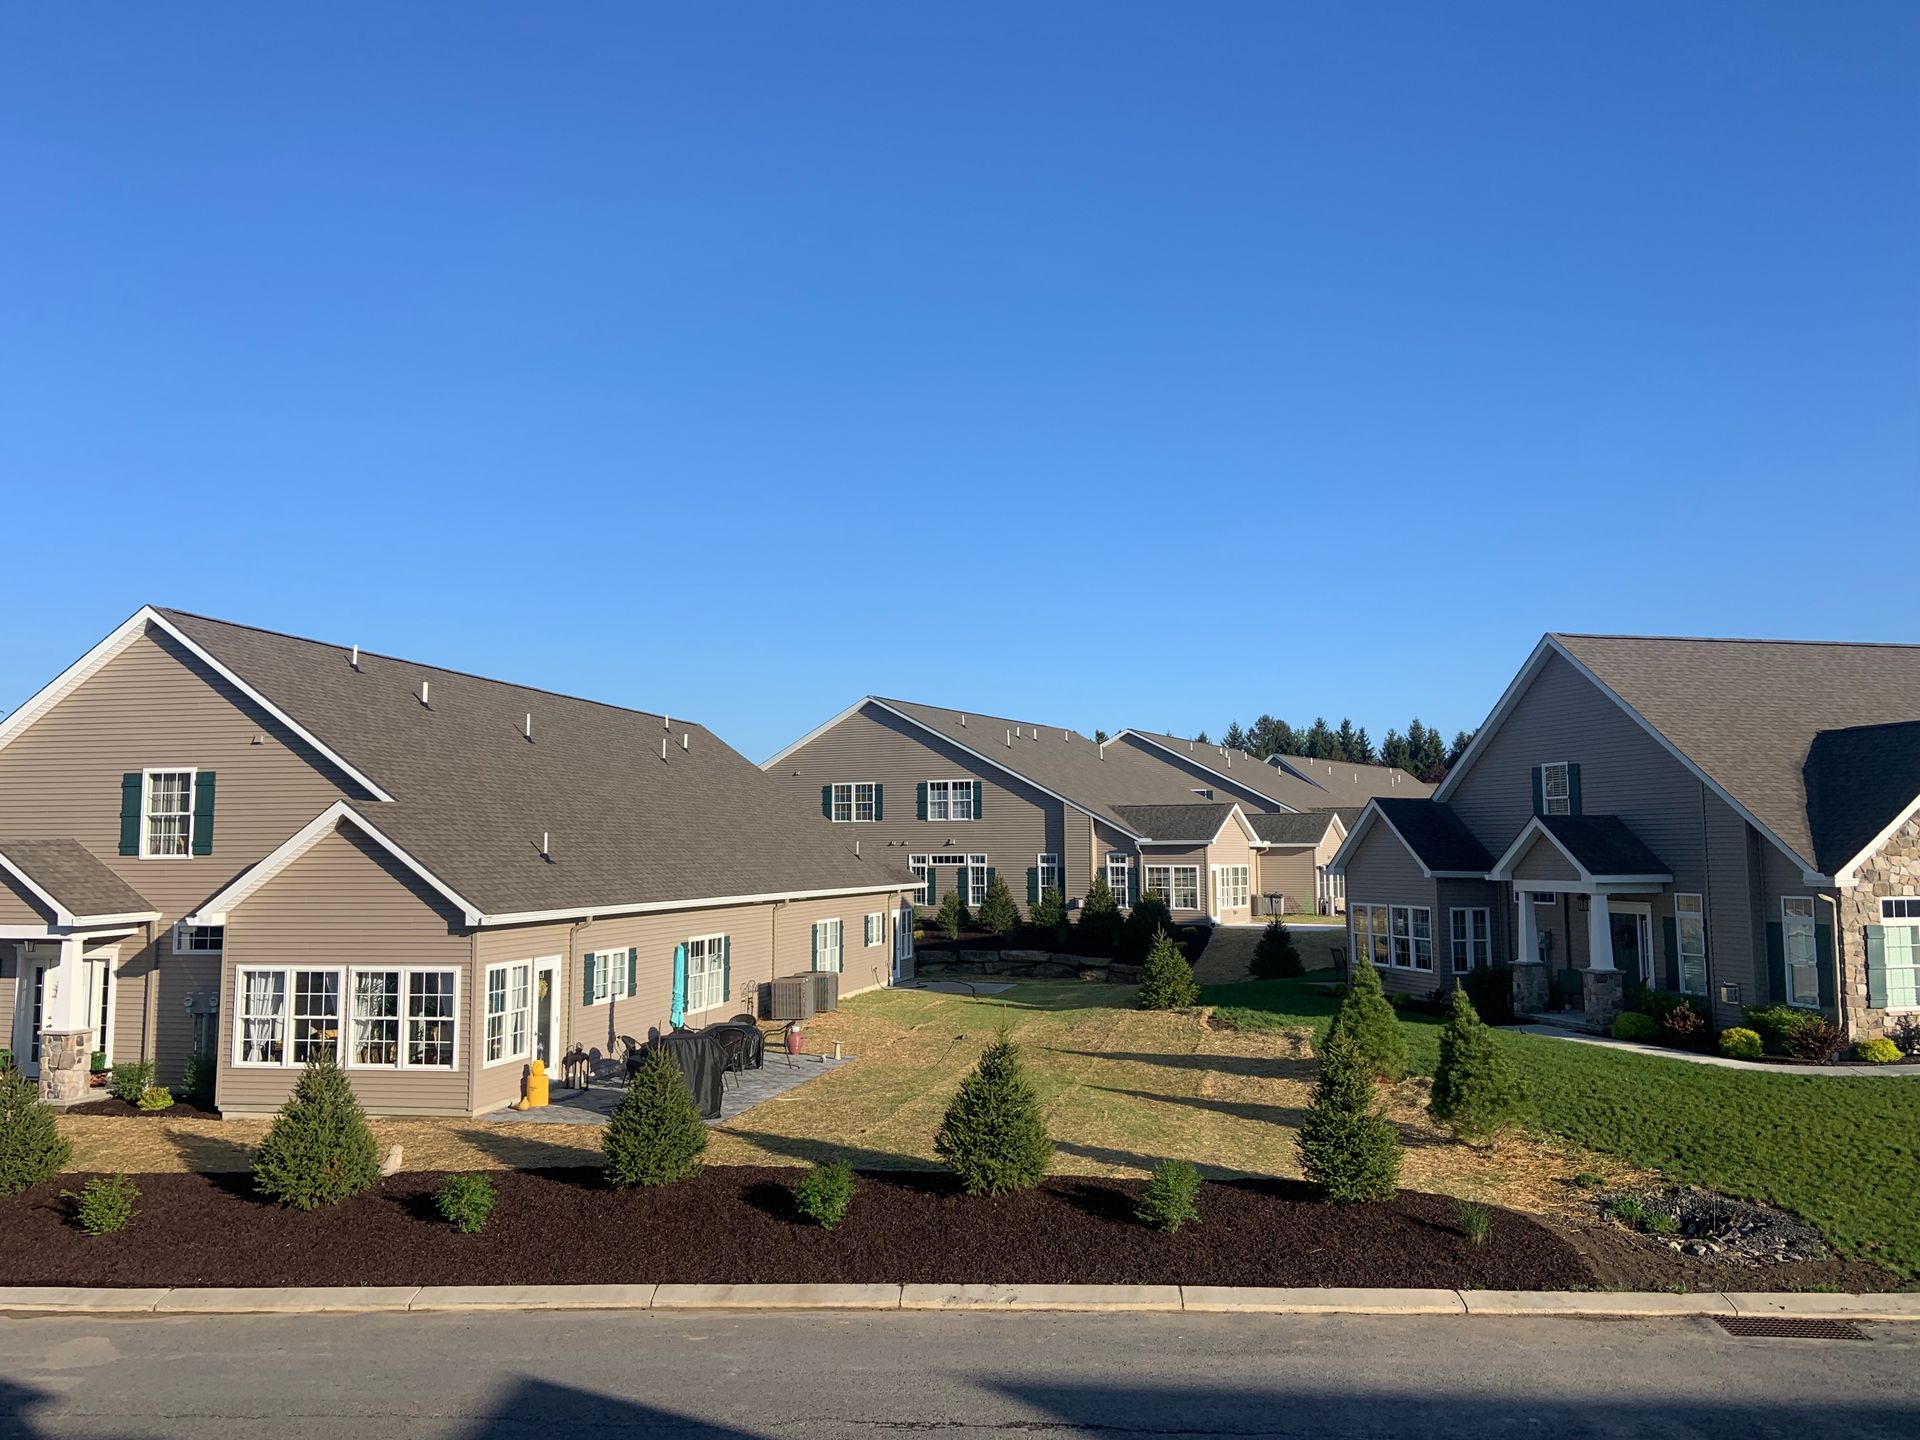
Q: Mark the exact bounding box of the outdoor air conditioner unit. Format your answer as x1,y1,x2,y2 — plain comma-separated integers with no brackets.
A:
809,970,840,1013
765,975,817,1023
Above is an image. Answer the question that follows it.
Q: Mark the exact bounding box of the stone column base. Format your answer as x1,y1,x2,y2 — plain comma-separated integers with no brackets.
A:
1510,962,1548,1015
39,1028,95,1104
1582,969,1625,1032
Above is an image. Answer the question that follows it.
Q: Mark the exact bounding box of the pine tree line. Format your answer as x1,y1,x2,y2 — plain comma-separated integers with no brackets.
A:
1203,714,1476,783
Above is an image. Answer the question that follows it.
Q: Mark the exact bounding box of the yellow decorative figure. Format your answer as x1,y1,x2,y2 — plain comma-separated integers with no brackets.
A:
525,1058,550,1109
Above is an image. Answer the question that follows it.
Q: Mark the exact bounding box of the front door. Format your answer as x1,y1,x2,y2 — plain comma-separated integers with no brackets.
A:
11,961,48,1078
534,957,559,1070
1610,910,1650,987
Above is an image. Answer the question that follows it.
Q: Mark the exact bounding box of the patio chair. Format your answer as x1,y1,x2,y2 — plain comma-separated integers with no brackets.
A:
708,1026,750,1087
618,1035,647,1081
761,1019,796,1069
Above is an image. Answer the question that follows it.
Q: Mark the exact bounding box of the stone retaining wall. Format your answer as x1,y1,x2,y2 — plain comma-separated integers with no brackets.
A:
913,948,1139,983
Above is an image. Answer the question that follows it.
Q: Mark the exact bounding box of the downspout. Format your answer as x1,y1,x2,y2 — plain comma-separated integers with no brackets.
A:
1818,892,1848,1036
141,918,157,1064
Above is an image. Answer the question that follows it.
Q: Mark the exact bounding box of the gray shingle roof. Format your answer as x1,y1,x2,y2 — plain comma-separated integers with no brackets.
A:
1111,803,1238,844
159,610,913,916
1536,815,1670,879
1553,633,1920,873
1248,811,1342,845
0,838,155,918
1371,798,1496,874
1802,721,1920,876
1122,730,1432,809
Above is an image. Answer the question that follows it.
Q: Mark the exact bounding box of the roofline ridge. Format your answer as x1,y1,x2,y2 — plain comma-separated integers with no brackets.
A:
1553,630,1920,651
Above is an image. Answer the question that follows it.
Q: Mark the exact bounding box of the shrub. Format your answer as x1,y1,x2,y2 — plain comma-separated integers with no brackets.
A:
1610,1011,1659,1042
604,1046,708,1187
791,1160,855,1229
1456,1200,1493,1244
1743,1003,1840,1058
1118,892,1175,966
1607,1195,1649,1228
1461,964,1515,1025
1250,919,1304,980
63,1173,139,1236
181,1051,216,1104
1136,1158,1202,1234
1718,1027,1764,1061
1325,961,1408,1083
0,1049,12,1073
1645,1210,1680,1237
1429,989,1527,1141
975,873,1019,936
135,1086,174,1113
0,1069,72,1197
90,1050,108,1075
434,1173,497,1233
933,1032,1051,1196
108,1060,155,1103
1568,1171,1606,1189
1854,1037,1903,1065
1296,1022,1401,1204
1029,886,1068,944
934,889,968,942
1659,1004,1707,1046
1076,874,1122,957
1786,1017,1845,1064
1137,929,1200,1010
251,1055,382,1209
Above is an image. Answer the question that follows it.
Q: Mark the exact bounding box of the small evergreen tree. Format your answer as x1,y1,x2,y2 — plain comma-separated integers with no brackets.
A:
1118,890,1175,965
0,1068,71,1197
1297,1022,1402,1203
251,1055,381,1209
1326,959,1409,1082
1429,989,1527,1141
1030,885,1068,944
976,873,1019,935
934,888,968,941
1077,873,1122,956
1136,1158,1202,1233
604,1046,707,1186
1251,918,1304,979
1137,928,1200,1009
933,1032,1052,1196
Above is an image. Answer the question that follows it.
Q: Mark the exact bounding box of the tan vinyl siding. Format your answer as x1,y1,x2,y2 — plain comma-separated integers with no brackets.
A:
1510,835,1579,883
768,704,1073,915
1339,820,1440,995
1138,844,1210,921
0,946,18,1057
219,822,473,1116
0,871,56,925
1207,823,1256,923
1256,847,1317,912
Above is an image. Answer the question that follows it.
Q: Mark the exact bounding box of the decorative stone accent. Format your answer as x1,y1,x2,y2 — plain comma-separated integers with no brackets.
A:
1510,962,1548,1015
1837,816,1920,1044
39,1029,94,1105
1582,968,1625,1031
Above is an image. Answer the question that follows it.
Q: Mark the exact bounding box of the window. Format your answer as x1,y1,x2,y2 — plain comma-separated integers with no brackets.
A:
408,971,458,1067
1192,788,1215,801
1876,898,1920,1010
1038,853,1060,897
1213,864,1249,912
1450,907,1491,973
589,948,629,1004
291,970,341,1063
812,918,844,973
830,782,879,823
352,970,401,1066
864,912,886,948
142,769,195,857
1145,865,1200,910
484,961,532,1064
237,969,286,1064
686,935,727,1012
967,854,988,907
1107,854,1131,907
1532,891,1556,905
1882,897,1920,921
1390,905,1433,970
1350,904,1391,969
1782,897,1819,1008
1674,893,1708,996
246,967,453,1070
927,779,976,822
909,854,930,906
1541,762,1571,816
171,922,224,953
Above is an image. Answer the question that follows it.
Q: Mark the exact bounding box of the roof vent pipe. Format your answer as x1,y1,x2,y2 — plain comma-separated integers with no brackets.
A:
419,681,430,707
661,737,668,760
855,839,861,858
524,713,533,740
960,714,967,726
681,733,689,750
541,832,549,857
663,714,670,730
349,645,359,670
1006,728,1012,747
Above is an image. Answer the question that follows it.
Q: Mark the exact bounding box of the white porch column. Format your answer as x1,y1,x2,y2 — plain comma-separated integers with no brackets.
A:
39,936,96,1104
1516,893,1540,966
1587,893,1616,971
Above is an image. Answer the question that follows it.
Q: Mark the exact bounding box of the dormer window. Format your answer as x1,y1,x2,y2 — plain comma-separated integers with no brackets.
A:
1192,788,1215,800
1541,761,1572,816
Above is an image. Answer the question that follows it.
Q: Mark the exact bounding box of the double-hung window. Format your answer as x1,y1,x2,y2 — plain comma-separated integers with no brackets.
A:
927,779,976,822
1390,905,1432,970
1541,762,1571,816
864,912,886,948
1106,854,1131,907
237,969,287,1064
1782,897,1819,1008
1038,853,1060,897
1350,903,1391,969
352,971,402,1066
1449,907,1490,973
291,970,341,1063
143,769,195,857
967,854,988,907
686,935,727,1012
1876,898,1920,1009
812,918,844,973
590,948,630,1004
408,971,458,1067
1146,865,1200,910
909,854,930,906
1674,893,1708,995
830,783,879,823
484,960,532,1065
242,966,456,1070
1213,865,1249,912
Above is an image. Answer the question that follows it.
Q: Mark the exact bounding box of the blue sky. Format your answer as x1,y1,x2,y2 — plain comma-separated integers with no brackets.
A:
3,3,1914,762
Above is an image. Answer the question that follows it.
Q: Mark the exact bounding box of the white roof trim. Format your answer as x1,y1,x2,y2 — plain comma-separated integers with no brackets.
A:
1129,802,1263,849
0,608,395,803
1435,634,1824,882
474,879,918,928
1487,816,1672,886
1324,800,1487,881
0,924,144,941
1832,788,1920,884
188,802,484,928
1111,730,1305,812
0,847,160,928
758,696,873,770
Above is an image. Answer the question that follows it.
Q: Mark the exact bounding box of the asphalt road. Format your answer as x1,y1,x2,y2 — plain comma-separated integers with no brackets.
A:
2,1309,1916,1438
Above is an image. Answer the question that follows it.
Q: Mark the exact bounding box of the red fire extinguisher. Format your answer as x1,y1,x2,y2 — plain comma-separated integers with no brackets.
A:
785,1023,805,1056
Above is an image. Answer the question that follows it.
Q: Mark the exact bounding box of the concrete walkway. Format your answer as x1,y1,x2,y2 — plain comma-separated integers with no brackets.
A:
494,1054,855,1126
1517,1023,1920,1076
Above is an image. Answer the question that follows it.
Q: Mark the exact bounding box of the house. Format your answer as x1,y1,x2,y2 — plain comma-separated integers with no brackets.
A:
1329,633,1920,1042
1247,809,1356,916
0,608,916,1113
1112,729,1430,813
762,698,1383,926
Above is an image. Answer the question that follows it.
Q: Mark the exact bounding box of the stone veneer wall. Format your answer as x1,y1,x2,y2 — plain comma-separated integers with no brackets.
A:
1838,815,1920,1043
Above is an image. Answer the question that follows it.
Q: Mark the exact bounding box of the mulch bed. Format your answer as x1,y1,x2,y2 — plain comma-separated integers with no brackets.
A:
64,1096,220,1118
0,1167,1595,1290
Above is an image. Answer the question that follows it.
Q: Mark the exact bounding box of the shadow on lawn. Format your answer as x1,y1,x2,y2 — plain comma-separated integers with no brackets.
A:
455,1127,608,1173
1094,1085,1308,1129
723,1128,934,1172
1049,1048,1317,1080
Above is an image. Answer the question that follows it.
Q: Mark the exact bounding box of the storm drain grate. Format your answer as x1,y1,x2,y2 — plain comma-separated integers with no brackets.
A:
1715,1316,1867,1340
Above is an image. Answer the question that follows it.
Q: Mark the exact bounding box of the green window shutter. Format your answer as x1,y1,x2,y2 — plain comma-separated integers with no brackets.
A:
1865,926,1887,1008
627,947,639,999
924,867,935,904
985,867,997,899
582,953,597,1006
119,773,143,856
1027,868,1039,905
1765,922,1785,1003
1529,767,1544,817
191,771,217,856
1815,923,1835,1010
1566,763,1582,816
722,935,733,1002
822,785,834,819
972,781,983,818
1662,917,1679,992
810,922,819,970
873,784,883,821
916,782,928,820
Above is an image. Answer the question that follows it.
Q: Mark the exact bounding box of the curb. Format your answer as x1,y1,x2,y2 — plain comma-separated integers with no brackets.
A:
1,1284,1916,1320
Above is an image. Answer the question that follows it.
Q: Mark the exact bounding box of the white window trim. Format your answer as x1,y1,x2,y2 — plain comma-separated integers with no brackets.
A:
1781,896,1820,1010
926,778,977,823
813,917,844,973
140,767,198,860
864,912,886,948
1350,902,1390,969
1146,864,1200,911
587,947,629,1006
248,965,459,1072
1531,891,1557,905
1389,904,1433,971
1880,897,1920,921
1674,893,1709,996
482,959,533,1068
909,853,930,906
1541,760,1571,817
830,782,879,824
686,933,728,1014
967,854,988,908
1037,853,1060,898
1450,906,1490,974
1875,898,1920,1013
233,965,348,1068
1106,853,1131,907
171,921,224,954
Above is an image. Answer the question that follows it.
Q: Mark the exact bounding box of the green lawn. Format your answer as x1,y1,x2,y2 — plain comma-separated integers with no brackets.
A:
1203,976,1920,1277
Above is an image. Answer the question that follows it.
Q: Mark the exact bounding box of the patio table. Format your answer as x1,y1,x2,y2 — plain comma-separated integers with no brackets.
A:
644,1030,726,1119
701,1020,764,1071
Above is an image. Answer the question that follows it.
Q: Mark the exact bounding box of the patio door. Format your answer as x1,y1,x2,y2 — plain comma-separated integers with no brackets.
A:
11,960,48,1078
534,957,560,1070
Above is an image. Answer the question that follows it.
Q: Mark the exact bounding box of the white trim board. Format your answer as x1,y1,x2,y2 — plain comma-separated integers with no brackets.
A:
1487,816,1673,888
0,608,395,803
1325,800,1487,881
0,848,160,929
